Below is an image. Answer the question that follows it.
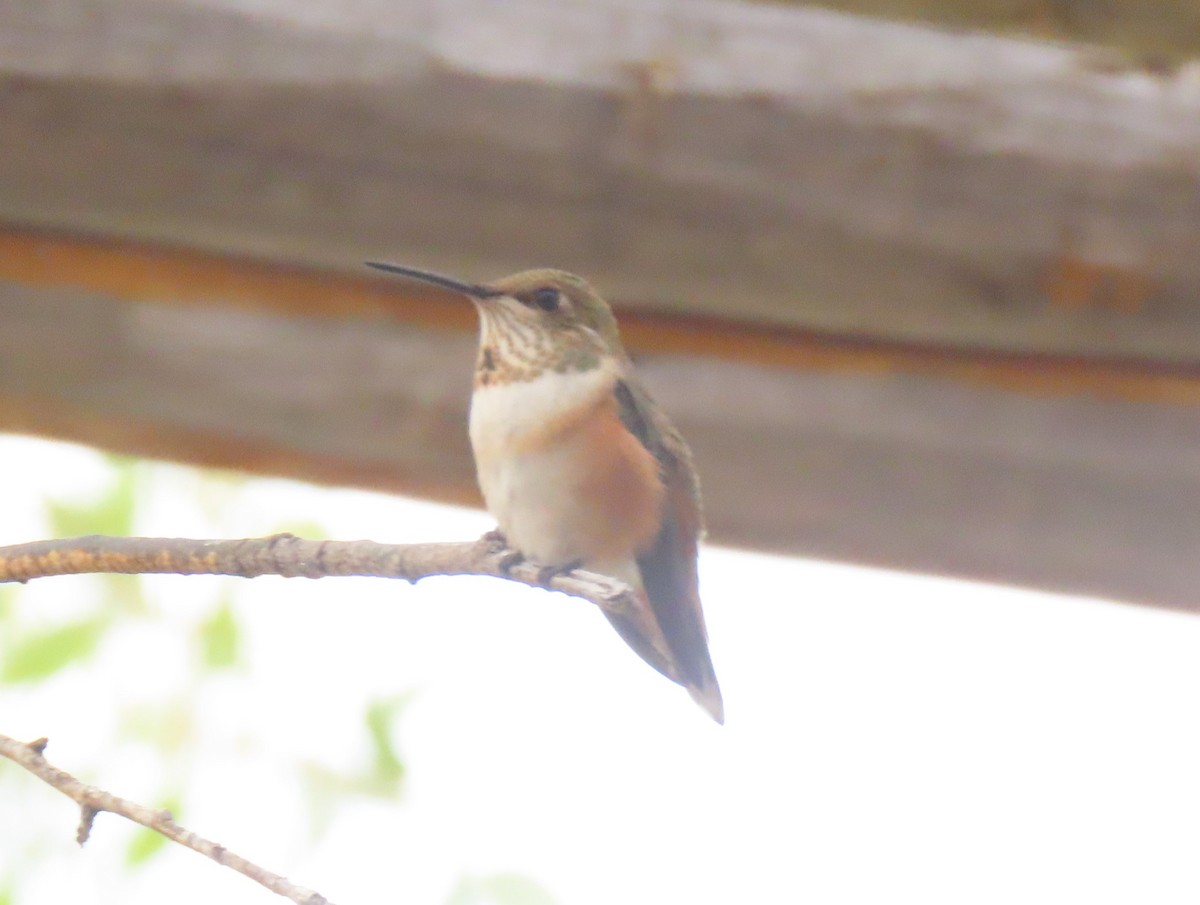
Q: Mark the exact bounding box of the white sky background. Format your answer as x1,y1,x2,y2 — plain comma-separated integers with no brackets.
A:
3,434,1200,904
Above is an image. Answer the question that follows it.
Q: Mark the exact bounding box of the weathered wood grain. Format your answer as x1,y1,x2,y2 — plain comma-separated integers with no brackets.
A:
4,271,1200,611
3,0,1200,608
1,0,1199,358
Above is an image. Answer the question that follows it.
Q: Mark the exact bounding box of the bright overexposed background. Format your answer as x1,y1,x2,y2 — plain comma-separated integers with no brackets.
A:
3,433,1200,904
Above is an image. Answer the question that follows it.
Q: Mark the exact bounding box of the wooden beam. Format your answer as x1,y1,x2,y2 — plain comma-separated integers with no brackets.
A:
5,226,1200,405
5,0,1200,609
3,0,1200,364
0,391,478,506
4,229,1200,613
804,0,1200,65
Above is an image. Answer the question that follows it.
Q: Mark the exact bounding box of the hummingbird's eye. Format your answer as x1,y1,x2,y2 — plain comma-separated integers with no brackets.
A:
531,287,562,312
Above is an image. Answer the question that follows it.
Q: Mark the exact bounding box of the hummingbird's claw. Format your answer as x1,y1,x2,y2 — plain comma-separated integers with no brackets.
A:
481,529,526,575
497,549,526,576
536,560,582,587
481,527,508,549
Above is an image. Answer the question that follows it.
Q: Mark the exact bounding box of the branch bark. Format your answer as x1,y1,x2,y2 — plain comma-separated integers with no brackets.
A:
0,533,639,619
0,536,640,901
0,733,334,905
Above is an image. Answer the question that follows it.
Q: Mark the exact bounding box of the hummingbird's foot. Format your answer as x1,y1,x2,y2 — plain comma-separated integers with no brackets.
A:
496,549,526,576
481,527,509,550
481,529,526,575
536,560,582,587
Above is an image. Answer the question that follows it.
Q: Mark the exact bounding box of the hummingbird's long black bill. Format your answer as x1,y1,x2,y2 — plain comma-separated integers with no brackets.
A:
365,261,500,298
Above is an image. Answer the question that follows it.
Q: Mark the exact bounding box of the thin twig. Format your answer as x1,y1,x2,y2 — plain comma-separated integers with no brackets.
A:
0,733,333,905
0,534,638,620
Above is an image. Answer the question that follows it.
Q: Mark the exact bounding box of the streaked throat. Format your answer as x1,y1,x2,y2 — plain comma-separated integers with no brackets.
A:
474,305,604,389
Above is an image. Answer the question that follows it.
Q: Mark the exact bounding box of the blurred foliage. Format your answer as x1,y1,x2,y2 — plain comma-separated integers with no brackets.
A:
121,696,197,758
271,520,329,541
446,873,559,905
1,617,108,683
198,598,241,669
44,458,138,539
183,466,248,526
2,457,189,873
0,448,546,899
300,694,412,837
806,0,1200,66
364,696,408,792
1,457,141,684
125,796,181,867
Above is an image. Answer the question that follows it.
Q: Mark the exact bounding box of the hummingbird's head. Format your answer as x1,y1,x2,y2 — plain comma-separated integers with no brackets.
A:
366,262,625,385
484,268,621,349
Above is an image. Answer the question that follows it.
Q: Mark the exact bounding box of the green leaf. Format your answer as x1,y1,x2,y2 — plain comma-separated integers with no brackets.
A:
298,696,414,839
125,796,181,866
120,700,194,754
446,874,559,905
101,574,148,616
364,696,410,794
45,461,138,538
1,619,106,683
199,601,239,669
299,762,345,839
190,468,247,523
270,520,329,541
482,875,558,905
125,827,169,867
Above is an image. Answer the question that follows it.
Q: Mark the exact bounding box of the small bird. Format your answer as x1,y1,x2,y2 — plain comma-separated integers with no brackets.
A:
366,261,723,723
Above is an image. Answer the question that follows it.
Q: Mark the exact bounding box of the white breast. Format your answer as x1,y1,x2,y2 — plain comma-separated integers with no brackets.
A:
468,364,615,458
468,364,617,564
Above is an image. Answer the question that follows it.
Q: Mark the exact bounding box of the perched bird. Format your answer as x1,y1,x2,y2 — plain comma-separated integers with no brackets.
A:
366,261,723,723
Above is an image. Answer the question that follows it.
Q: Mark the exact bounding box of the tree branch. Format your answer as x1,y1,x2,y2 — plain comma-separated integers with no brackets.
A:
0,733,334,905
0,539,644,898
0,533,638,619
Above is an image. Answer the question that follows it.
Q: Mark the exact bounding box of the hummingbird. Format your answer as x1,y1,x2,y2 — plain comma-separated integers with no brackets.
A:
366,261,724,723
